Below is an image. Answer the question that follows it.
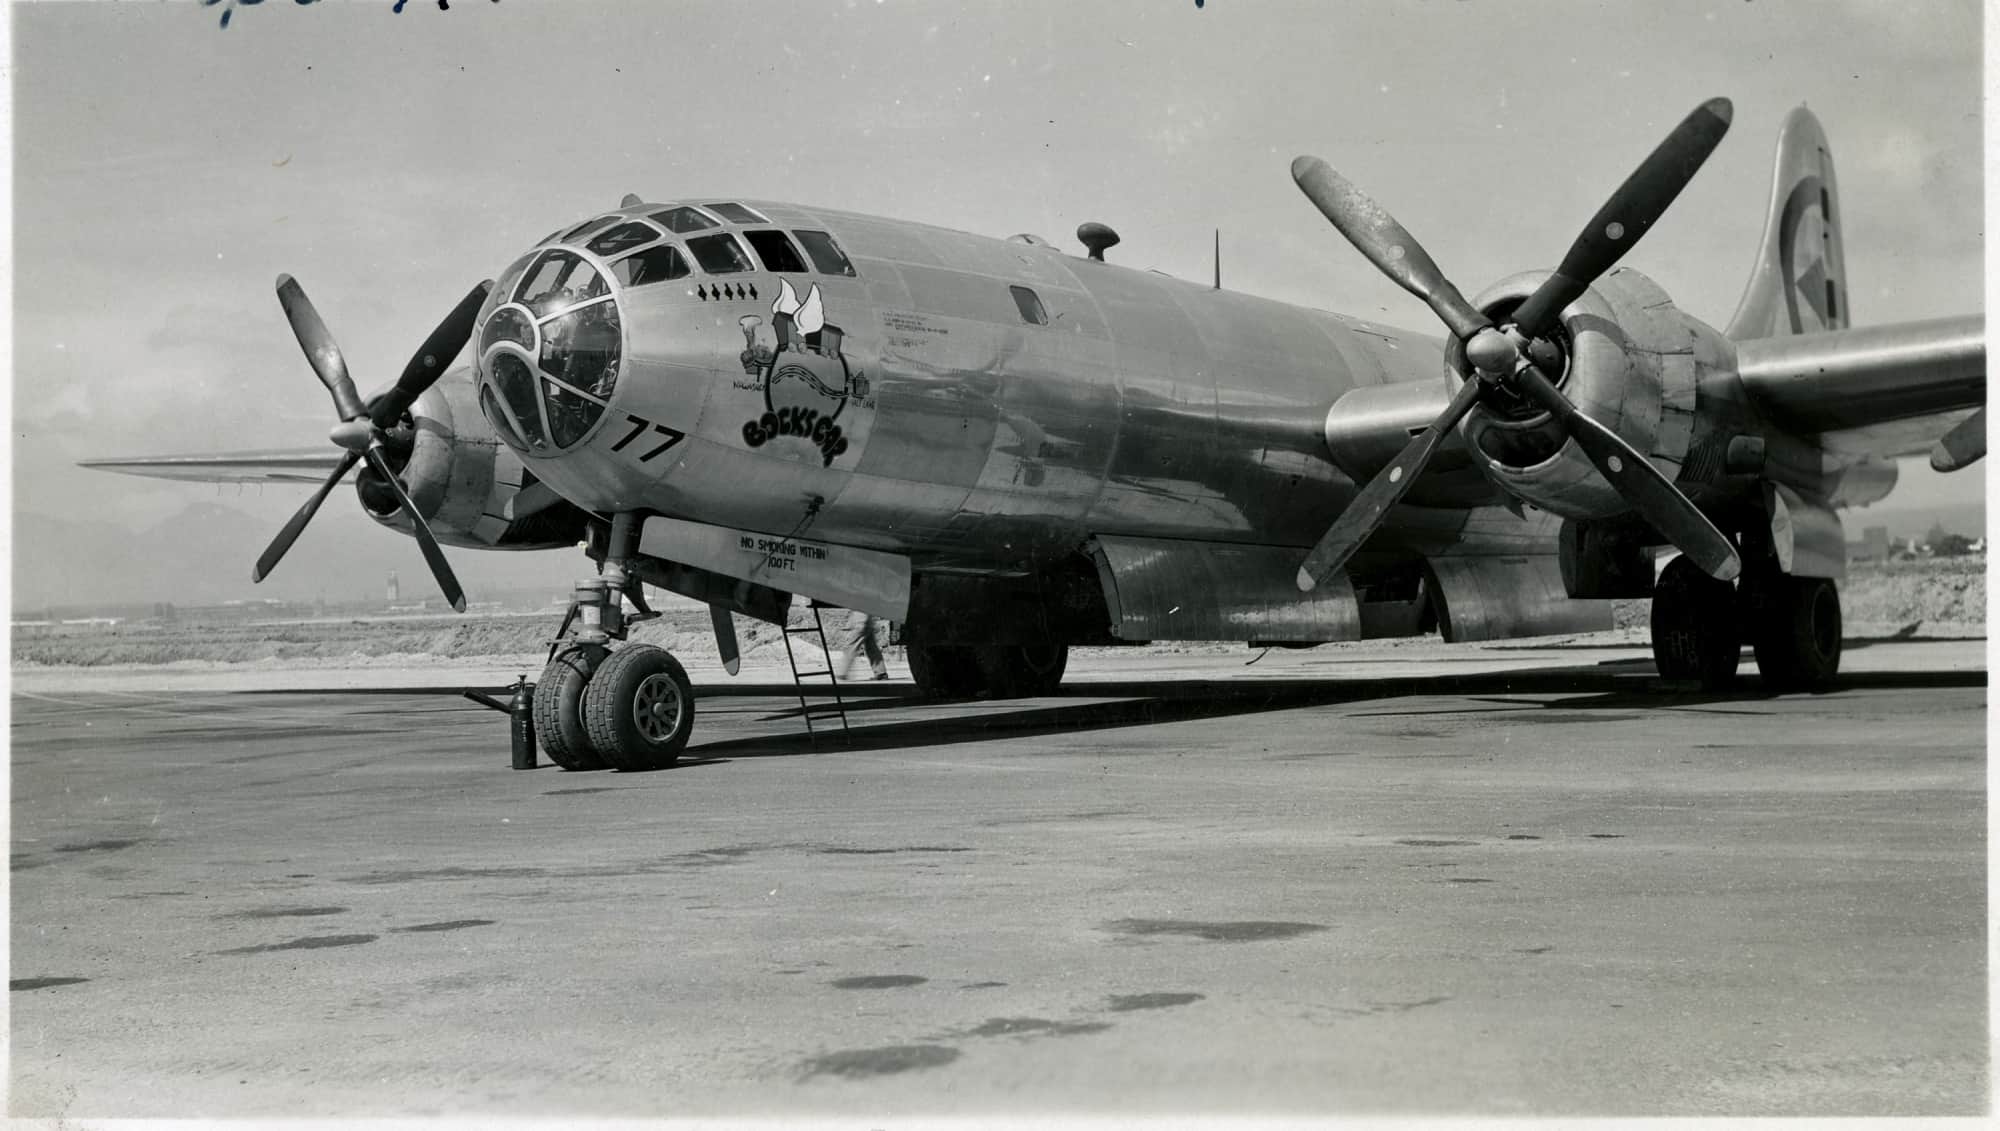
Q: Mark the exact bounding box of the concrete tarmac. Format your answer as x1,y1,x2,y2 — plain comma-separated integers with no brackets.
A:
9,639,1987,1118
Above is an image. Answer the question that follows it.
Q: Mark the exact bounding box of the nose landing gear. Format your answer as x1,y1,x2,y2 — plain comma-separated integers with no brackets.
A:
533,514,696,771
581,644,694,770
535,641,608,770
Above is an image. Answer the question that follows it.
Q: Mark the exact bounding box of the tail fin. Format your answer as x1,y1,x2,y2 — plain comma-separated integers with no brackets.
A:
1726,106,1850,340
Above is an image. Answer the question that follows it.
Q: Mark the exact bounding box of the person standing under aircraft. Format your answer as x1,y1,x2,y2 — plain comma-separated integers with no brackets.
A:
835,611,890,681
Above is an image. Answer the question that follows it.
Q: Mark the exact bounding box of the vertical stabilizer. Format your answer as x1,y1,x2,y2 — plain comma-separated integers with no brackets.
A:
1726,106,1849,340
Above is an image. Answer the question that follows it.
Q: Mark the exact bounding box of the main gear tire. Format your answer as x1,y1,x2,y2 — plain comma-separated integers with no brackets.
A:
1749,574,1843,692
1650,555,1740,690
581,644,695,771
908,644,982,700
974,643,1069,698
535,644,608,771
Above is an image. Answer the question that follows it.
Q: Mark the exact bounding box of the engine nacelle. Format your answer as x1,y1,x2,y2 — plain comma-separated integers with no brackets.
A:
1448,268,1732,521
358,370,589,550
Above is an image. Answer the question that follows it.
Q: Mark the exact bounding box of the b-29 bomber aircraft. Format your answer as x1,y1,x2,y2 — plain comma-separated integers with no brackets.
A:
89,101,1986,772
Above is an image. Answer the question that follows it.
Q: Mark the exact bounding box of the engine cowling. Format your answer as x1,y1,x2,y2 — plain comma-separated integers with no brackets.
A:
358,370,588,550
1447,267,1730,521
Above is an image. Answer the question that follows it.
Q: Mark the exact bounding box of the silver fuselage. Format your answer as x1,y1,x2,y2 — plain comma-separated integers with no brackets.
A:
476,199,1459,572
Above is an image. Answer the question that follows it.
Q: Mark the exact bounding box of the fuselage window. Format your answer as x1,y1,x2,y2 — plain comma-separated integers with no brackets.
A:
703,201,767,224
793,229,857,277
687,233,753,274
515,250,607,316
744,229,808,273
651,207,718,234
612,244,690,287
1010,285,1048,326
587,220,662,257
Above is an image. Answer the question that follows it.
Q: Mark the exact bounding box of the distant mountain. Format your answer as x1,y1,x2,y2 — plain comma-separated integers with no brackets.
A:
13,501,579,613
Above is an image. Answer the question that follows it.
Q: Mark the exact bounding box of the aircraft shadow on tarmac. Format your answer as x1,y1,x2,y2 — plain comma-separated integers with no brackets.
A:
664,664,1987,769
1489,626,1982,652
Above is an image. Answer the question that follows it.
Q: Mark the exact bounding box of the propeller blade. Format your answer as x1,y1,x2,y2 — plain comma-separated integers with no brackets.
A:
1290,156,1491,342
1298,374,1488,591
362,443,467,612
252,449,362,583
1512,367,1740,581
276,274,368,422
371,280,494,430
1929,407,1985,472
1511,98,1733,338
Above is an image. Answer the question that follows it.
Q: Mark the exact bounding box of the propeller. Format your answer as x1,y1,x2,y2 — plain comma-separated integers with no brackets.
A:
254,275,493,612
1292,98,1741,592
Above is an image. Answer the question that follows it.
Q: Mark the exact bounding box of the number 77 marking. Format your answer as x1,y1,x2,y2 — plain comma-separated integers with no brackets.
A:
608,414,686,463
639,425,686,462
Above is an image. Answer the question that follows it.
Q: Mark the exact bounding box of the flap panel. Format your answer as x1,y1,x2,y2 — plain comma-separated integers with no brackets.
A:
1091,535,1359,642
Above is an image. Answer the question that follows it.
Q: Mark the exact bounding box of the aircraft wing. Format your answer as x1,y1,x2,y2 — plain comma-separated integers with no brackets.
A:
1734,314,1984,459
79,449,352,485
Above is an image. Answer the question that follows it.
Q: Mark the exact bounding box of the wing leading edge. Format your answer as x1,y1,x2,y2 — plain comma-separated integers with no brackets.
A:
1734,315,1983,459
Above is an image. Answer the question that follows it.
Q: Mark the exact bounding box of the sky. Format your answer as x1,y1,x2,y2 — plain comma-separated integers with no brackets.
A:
9,0,1987,603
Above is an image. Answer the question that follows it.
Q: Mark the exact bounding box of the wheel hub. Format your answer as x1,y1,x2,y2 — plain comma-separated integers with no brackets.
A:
632,672,682,743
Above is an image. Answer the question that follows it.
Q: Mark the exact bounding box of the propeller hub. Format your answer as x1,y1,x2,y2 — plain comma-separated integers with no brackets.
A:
329,419,376,453
1463,328,1518,375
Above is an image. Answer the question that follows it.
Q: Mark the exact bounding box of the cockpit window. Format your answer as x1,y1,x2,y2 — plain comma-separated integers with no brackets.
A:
743,230,808,273
703,201,767,224
587,221,660,257
488,353,550,449
481,306,536,354
793,229,857,277
562,215,621,243
515,250,608,315
612,244,690,287
539,304,620,394
479,384,530,451
686,233,753,274
536,301,619,446
651,207,718,234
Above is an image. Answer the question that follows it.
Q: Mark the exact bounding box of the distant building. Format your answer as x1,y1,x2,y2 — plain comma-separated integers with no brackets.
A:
1848,524,1892,563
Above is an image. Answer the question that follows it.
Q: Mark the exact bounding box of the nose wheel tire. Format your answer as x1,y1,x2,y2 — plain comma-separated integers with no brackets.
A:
1748,575,1843,692
535,644,608,771
581,644,695,771
1650,555,1741,690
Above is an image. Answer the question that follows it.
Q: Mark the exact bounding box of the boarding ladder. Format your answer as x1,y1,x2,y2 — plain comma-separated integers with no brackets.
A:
779,601,851,742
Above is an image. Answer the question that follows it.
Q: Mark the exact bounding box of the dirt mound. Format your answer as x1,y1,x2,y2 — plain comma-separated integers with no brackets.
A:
1838,557,1984,628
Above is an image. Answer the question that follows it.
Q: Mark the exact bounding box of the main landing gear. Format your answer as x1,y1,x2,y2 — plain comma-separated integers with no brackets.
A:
1649,555,1842,692
907,642,1068,700
535,516,696,772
